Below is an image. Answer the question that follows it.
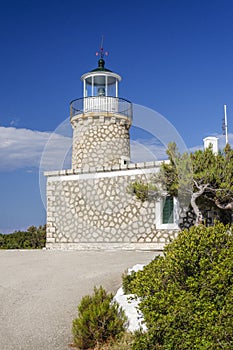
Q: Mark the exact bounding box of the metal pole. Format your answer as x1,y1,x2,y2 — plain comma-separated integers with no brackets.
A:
83,79,86,97
116,79,118,97
224,104,228,145
105,76,108,96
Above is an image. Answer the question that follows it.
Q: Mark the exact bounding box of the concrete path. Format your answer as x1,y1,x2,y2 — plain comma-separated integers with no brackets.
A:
0,250,157,350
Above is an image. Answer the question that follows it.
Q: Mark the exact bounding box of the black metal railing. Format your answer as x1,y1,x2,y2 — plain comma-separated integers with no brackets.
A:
70,96,132,121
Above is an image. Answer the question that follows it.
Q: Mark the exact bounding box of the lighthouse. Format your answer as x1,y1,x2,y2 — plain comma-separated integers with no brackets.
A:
45,48,179,250
70,51,132,170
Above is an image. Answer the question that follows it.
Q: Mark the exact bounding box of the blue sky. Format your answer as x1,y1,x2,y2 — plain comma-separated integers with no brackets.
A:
1,0,233,233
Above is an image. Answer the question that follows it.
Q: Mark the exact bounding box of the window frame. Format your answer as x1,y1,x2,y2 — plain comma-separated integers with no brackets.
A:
155,196,179,229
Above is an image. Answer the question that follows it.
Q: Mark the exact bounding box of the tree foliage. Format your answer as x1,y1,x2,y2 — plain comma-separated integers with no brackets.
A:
129,143,233,226
162,142,233,224
0,225,46,249
191,143,233,210
127,181,159,202
123,223,233,349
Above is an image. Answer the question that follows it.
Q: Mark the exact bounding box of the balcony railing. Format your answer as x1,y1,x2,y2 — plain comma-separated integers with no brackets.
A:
70,97,133,121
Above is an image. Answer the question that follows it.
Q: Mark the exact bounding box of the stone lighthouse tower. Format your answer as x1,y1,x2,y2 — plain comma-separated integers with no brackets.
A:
70,52,132,170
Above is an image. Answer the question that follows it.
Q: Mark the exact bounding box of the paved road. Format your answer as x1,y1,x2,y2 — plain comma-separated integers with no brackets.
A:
0,250,157,350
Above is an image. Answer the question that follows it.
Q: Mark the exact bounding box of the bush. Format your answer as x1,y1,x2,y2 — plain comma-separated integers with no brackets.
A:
122,270,138,295
127,181,158,202
72,286,127,349
122,223,233,350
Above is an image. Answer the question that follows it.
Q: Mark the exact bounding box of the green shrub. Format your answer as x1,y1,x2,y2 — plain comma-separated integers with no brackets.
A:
72,286,127,349
122,270,138,295
127,181,158,202
123,223,233,349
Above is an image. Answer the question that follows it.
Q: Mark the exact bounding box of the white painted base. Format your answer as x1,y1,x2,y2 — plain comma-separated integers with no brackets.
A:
46,242,165,251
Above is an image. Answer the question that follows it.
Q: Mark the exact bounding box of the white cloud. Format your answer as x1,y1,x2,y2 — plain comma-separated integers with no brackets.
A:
1,125,233,173
0,125,168,173
0,126,72,171
130,139,168,162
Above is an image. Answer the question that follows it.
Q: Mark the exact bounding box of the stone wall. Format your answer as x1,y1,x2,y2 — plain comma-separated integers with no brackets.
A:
45,162,179,250
71,114,131,170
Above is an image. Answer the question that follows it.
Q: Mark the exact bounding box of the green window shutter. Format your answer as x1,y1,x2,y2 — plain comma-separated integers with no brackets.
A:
163,196,174,224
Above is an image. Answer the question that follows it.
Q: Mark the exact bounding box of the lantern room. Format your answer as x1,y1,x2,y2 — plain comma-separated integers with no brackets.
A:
70,53,132,122
81,58,121,98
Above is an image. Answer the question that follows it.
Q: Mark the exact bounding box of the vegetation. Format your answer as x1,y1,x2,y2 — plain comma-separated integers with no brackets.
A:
85,332,134,350
103,333,134,350
72,286,127,349
162,142,233,225
129,143,233,227
0,225,46,249
127,181,159,202
122,222,233,350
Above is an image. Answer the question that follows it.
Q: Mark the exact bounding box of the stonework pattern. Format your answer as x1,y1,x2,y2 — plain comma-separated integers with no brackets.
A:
46,165,178,250
71,115,131,170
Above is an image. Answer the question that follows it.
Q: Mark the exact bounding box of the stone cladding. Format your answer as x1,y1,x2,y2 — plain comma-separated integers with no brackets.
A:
45,162,178,250
71,114,131,170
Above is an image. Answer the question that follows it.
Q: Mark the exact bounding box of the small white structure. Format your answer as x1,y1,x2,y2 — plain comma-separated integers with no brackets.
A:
203,136,219,154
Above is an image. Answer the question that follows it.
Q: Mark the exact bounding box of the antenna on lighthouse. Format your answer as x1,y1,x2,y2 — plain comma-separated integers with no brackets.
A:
223,104,228,145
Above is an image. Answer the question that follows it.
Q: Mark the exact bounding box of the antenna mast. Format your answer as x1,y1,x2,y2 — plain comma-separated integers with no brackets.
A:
224,104,228,145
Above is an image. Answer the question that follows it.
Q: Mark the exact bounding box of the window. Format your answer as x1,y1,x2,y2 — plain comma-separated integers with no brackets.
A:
120,156,130,166
155,196,179,229
162,196,174,224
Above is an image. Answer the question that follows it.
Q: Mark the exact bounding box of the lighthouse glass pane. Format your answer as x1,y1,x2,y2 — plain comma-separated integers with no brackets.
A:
94,75,105,86
86,84,92,97
93,76,105,96
93,85,105,96
107,84,116,97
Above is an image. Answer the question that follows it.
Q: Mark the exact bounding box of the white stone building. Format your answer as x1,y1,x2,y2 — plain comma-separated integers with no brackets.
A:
45,55,179,250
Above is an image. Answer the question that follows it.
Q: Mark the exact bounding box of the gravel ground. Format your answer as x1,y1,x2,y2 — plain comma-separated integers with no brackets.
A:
0,249,157,350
